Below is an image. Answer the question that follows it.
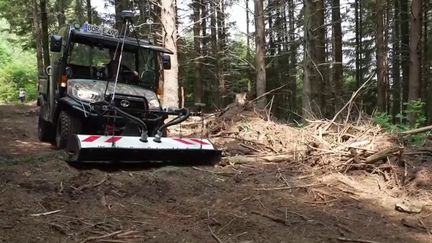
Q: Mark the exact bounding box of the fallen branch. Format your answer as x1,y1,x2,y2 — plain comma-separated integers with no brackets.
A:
364,147,403,164
255,183,322,191
251,211,288,225
208,226,224,243
30,210,62,217
336,236,381,243
401,125,432,135
224,154,295,165
80,230,123,243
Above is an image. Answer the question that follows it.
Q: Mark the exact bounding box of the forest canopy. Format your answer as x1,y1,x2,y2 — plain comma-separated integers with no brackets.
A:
0,0,430,129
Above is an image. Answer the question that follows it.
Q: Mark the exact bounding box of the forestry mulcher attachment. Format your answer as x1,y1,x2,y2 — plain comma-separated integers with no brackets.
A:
37,11,221,163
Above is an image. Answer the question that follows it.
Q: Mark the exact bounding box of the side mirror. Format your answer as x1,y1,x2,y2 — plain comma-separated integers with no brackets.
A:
50,35,62,52
162,54,171,70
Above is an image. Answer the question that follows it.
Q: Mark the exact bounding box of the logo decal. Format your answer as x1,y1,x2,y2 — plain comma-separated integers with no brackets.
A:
120,99,130,108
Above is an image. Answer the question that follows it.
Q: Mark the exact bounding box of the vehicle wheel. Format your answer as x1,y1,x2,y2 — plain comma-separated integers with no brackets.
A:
38,117,55,143
55,110,82,149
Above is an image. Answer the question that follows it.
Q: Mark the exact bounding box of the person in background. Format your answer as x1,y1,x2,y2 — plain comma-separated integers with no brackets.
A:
18,88,26,103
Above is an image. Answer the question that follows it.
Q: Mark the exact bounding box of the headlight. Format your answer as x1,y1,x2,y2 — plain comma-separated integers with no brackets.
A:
148,98,160,110
68,82,104,103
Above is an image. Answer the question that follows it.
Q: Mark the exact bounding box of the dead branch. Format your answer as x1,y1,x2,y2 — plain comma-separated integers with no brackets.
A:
324,73,374,132
248,85,288,104
251,211,289,225
336,237,381,243
224,154,296,165
30,209,62,217
364,147,403,164
80,230,123,243
208,226,224,243
400,125,432,135
255,183,322,191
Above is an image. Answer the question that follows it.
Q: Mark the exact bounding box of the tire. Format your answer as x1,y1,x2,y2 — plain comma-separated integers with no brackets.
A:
55,110,82,149
38,117,55,143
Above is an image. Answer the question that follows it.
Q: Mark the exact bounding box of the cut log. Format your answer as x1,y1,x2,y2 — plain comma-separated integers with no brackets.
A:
401,125,432,135
364,147,403,164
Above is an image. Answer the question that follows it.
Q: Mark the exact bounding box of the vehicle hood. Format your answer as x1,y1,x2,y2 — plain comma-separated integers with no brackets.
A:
68,79,159,101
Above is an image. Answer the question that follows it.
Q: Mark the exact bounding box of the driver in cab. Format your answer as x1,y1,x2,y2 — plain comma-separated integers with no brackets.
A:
106,50,139,84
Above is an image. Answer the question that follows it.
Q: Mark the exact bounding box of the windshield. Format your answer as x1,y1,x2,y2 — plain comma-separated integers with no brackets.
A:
67,41,157,88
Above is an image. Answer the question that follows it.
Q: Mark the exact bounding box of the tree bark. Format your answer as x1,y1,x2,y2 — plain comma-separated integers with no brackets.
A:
408,0,423,125
288,0,297,115
376,0,387,112
161,0,179,108
331,0,343,110
401,0,410,105
32,0,44,76
303,0,325,118
254,0,267,109
217,0,226,107
40,0,49,70
86,0,92,23
355,0,362,89
391,0,401,121
192,0,202,103
55,0,66,27
246,0,250,56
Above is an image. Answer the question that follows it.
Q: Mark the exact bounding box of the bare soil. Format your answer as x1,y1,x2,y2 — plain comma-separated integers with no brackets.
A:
1,103,432,242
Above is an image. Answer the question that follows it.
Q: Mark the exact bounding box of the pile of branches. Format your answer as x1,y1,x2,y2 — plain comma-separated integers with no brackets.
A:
302,119,404,174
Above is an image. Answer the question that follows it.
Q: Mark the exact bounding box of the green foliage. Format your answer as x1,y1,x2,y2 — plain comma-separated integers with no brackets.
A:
0,19,37,102
374,99,428,143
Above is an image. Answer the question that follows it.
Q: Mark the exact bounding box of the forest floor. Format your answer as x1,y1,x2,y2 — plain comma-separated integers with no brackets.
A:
1,103,432,242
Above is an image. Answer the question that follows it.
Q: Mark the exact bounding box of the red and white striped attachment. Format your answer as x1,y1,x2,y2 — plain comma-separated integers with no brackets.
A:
77,135,216,150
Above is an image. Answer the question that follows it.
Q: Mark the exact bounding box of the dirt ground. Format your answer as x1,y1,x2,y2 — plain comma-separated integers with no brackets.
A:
1,104,432,243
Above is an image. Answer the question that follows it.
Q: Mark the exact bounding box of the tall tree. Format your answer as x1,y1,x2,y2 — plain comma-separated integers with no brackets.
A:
31,0,44,76
408,0,423,125
55,0,67,27
40,0,50,70
400,0,410,104
192,0,202,103
331,0,342,110
254,0,266,108
376,0,386,112
161,0,179,107
86,0,92,23
288,0,297,115
391,0,401,120
355,0,361,88
303,0,325,118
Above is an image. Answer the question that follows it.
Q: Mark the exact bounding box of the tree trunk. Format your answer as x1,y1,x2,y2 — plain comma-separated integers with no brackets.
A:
408,0,423,125
216,0,226,107
254,0,266,109
40,0,49,70
161,0,179,108
56,0,66,27
331,0,343,110
246,0,250,56
401,0,410,105
86,0,92,23
32,0,44,76
392,0,401,121
75,0,84,22
192,0,202,103
355,0,363,89
288,0,297,115
376,0,386,112
303,0,325,118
